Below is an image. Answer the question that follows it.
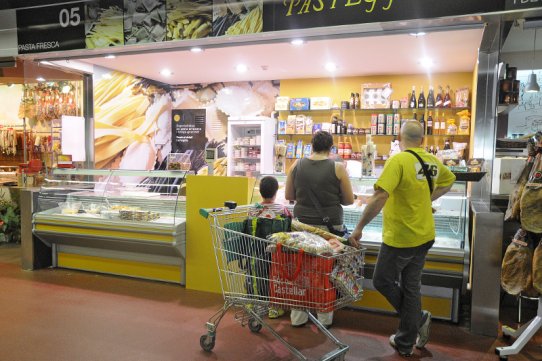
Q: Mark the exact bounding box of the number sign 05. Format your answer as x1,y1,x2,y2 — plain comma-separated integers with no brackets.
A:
59,7,81,28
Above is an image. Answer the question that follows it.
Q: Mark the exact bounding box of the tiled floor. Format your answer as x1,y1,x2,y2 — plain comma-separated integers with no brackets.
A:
0,244,541,361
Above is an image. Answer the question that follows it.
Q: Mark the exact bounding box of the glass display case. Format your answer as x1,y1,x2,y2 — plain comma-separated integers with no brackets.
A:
32,168,188,284
257,174,469,321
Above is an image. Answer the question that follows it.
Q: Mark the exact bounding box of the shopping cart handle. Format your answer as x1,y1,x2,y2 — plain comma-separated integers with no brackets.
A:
199,208,218,219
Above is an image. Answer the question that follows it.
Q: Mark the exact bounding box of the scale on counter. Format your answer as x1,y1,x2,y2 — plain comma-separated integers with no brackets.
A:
205,147,218,175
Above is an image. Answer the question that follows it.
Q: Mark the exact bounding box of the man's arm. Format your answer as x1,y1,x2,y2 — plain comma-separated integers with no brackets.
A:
349,188,389,248
284,160,298,201
431,184,453,201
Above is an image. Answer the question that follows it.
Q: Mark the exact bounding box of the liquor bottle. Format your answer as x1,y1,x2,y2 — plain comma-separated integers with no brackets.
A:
443,85,452,108
355,93,360,109
419,114,426,134
444,138,451,150
427,111,433,135
427,86,435,108
350,93,355,109
440,117,446,135
337,119,344,134
434,112,440,135
409,86,417,108
331,116,338,134
418,86,426,109
429,145,434,154
435,86,443,108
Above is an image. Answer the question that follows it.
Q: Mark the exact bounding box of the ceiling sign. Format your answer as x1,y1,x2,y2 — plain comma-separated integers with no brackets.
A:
505,0,542,10
17,0,124,54
263,0,505,31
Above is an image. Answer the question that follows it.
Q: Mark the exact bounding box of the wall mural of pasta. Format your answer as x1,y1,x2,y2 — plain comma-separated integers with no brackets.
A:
93,66,279,175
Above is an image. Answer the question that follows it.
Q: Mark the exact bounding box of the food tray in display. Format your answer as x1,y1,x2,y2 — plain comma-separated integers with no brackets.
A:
167,152,191,170
452,172,487,182
361,83,392,109
275,96,290,111
310,97,332,110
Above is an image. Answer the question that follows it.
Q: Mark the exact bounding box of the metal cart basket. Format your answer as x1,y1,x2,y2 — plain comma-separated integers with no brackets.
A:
199,204,365,361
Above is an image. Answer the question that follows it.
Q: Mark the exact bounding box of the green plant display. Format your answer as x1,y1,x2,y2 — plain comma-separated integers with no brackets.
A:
0,199,21,243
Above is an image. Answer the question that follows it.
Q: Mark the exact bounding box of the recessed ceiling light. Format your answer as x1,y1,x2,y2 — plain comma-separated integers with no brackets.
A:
160,69,173,76
36,77,45,82
409,32,426,37
419,57,434,68
325,62,337,72
104,54,116,59
190,47,203,53
39,61,54,66
291,39,305,46
102,73,112,79
236,64,248,73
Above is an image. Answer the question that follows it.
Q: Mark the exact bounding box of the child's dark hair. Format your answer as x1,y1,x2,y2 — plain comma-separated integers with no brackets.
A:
259,176,279,199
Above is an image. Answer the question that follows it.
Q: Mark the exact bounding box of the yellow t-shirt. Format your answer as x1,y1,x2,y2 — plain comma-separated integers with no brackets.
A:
374,148,456,248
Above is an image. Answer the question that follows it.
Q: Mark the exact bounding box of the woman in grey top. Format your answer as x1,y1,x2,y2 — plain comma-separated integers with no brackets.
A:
285,131,354,327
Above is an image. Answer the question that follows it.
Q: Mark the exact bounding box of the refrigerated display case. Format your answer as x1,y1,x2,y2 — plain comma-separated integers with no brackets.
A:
227,117,275,177
32,168,188,284
258,174,469,321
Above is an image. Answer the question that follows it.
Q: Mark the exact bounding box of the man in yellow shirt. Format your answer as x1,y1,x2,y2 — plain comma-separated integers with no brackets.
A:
349,120,456,357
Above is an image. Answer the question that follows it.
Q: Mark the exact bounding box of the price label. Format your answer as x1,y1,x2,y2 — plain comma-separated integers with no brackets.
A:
17,2,86,54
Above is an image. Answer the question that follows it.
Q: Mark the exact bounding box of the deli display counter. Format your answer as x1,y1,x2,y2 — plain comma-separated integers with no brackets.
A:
261,174,469,321
32,168,188,284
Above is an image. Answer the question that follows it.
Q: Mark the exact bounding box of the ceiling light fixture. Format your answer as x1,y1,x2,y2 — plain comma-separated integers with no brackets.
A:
419,57,434,68
526,28,540,93
325,62,337,72
39,61,54,66
102,73,112,79
190,47,203,53
236,64,248,73
409,32,426,37
160,68,173,77
36,77,45,82
291,39,305,46
104,54,116,59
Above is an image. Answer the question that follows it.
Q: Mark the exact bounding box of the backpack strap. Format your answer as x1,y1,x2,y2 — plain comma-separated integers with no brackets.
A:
405,149,433,194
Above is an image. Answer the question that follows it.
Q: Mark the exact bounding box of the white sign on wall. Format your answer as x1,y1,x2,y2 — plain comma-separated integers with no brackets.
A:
507,69,542,137
61,115,86,162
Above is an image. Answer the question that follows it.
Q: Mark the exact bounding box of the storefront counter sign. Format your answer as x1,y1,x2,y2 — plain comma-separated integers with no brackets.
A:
506,0,542,10
263,0,505,31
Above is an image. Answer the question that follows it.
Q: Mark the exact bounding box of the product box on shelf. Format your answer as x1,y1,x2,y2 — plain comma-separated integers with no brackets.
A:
289,98,310,111
295,115,306,134
361,83,392,109
275,96,290,111
310,97,332,110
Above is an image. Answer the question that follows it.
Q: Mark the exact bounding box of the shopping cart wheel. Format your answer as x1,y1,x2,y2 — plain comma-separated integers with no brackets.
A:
248,318,262,333
200,334,215,352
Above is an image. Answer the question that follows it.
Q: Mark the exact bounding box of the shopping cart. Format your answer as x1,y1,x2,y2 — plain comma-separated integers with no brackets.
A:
199,204,365,361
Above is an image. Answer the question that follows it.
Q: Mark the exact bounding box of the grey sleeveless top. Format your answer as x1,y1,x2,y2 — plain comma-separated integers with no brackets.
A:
292,158,343,225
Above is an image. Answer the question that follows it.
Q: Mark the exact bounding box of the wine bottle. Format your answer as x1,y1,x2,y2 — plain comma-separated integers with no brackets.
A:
419,114,426,135
354,93,360,109
444,138,451,150
427,111,433,135
418,86,426,109
435,86,443,108
434,112,440,134
440,118,446,135
443,85,452,108
409,86,417,108
349,93,355,109
427,86,435,108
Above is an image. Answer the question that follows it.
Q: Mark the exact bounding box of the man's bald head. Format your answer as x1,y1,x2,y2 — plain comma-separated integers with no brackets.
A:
400,120,424,146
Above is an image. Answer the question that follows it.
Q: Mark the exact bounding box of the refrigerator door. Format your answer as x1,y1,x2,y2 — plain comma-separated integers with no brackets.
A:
227,117,275,177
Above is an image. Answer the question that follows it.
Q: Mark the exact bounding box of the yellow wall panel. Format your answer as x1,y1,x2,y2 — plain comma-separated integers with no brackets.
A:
185,175,255,293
